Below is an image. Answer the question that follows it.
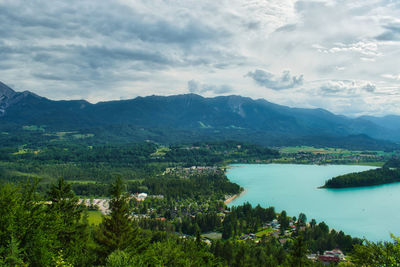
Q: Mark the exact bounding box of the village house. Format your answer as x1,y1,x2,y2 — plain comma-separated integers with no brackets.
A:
316,249,346,265
132,192,148,201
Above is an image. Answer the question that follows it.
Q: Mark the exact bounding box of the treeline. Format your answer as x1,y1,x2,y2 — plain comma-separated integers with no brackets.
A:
62,173,241,199
138,173,241,199
27,172,241,200
163,141,279,166
323,167,400,188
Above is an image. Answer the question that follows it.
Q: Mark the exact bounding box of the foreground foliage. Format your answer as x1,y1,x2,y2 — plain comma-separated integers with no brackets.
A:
351,235,400,266
1,178,397,266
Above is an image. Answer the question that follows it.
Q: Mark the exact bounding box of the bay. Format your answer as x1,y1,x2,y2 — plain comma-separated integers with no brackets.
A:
226,164,400,241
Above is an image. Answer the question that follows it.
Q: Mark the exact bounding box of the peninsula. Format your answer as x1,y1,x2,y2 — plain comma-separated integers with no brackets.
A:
322,159,400,188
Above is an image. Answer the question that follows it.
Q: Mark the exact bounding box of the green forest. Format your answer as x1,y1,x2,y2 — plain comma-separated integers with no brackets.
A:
323,159,400,188
0,137,277,197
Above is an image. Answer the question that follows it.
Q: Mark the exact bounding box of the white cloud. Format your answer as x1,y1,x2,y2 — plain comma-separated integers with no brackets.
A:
381,74,400,80
314,41,383,57
0,0,399,116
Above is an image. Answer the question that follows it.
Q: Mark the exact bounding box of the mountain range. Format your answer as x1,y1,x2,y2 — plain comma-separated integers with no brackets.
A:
1,81,399,149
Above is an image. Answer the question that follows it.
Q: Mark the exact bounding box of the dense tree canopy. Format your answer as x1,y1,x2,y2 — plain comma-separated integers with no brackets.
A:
323,167,400,188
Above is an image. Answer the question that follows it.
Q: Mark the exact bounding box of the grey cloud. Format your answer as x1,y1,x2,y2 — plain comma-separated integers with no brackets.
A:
376,23,400,41
275,24,297,32
2,42,172,82
295,1,327,13
362,83,376,92
32,73,64,81
188,80,233,94
246,69,304,90
0,1,229,46
320,84,342,94
245,21,261,30
0,0,240,99
319,80,376,96
0,63,13,70
28,45,171,68
78,45,173,66
188,80,200,93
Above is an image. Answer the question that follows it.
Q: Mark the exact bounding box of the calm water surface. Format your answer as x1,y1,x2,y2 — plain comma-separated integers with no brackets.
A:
227,164,400,241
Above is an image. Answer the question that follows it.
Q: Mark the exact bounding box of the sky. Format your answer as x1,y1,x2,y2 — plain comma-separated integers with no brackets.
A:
1,0,400,116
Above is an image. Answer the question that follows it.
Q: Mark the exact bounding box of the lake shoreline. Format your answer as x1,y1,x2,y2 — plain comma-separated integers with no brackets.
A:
224,189,247,205
225,163,393,241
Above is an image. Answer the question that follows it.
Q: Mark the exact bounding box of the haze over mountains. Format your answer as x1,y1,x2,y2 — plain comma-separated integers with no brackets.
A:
1,81,399,149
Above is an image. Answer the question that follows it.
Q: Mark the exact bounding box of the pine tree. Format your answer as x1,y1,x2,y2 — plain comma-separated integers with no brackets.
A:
2,179,57,266
4,235,25,266
47,178,81,244
47,178,92,266
279,210,289,235
95,177,140,261
289,235,309,267
195,224,202,246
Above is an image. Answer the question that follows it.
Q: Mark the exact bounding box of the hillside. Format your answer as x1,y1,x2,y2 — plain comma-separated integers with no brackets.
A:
361,115,400,131
0,81,399,149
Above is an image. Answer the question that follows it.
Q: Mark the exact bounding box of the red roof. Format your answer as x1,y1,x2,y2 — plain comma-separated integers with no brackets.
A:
318,255,340,262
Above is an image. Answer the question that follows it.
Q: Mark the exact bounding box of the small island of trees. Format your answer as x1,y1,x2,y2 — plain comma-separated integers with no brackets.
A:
322,159,400,188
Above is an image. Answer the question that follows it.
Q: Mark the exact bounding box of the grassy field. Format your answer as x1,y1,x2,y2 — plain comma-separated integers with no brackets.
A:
256,228,275,238
85,210,103,226
151,146,170,157
198,121,212,128
202,232,222,240
72,133,95,139
12,148,42,155
23,125,45,132
43,131,94,140
70,180,98,184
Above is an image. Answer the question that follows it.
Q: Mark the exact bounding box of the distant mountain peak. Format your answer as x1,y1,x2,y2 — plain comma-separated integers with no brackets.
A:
0,81,16,99
0,82,44,116
0,82,17,115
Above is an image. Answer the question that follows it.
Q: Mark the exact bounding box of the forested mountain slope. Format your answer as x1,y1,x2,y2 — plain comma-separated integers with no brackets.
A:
1,81,399,149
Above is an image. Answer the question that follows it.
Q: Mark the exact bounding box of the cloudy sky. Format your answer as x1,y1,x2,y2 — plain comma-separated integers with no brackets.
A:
1,0,400,116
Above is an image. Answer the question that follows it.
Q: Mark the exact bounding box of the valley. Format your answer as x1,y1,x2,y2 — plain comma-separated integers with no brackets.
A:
1,82,400,265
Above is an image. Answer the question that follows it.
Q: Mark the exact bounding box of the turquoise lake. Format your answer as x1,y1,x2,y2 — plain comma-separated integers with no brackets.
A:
226,164,400,242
